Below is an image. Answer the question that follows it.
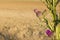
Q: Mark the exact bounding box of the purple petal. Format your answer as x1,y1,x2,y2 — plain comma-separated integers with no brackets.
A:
46,29,53,37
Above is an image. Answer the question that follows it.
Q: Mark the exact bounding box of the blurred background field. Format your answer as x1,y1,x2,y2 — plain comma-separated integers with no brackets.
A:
0,1,60,40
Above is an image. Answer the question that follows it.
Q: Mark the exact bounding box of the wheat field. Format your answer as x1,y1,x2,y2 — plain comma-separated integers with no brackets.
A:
0,2,60,40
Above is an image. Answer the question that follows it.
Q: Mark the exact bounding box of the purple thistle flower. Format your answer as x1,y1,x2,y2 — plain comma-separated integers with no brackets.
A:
46,29,53,37
34,9,41,17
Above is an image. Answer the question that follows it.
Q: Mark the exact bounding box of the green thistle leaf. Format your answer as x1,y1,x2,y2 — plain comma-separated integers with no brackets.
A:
53,0,58,6
48,21,54,31
56,23,60,40
44,18,54,31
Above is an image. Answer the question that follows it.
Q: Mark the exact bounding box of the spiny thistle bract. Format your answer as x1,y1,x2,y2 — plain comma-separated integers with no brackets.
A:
34,0,60,40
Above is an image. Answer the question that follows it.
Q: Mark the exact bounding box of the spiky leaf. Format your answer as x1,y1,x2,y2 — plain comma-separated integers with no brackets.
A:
56,23,60,40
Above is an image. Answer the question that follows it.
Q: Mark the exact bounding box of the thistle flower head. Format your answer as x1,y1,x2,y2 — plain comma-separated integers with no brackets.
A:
46,29,53,37
34,9,41,17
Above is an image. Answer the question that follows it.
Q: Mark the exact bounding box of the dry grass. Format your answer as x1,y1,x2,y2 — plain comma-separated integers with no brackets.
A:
0,2,60,40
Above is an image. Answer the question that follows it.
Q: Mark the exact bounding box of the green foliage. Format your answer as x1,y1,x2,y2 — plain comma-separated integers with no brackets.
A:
34,0,60,39
56,23,60,40
44,0,60,40
41,0,60,40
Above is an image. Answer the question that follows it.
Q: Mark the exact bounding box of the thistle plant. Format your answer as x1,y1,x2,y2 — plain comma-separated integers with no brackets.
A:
34,0,60,40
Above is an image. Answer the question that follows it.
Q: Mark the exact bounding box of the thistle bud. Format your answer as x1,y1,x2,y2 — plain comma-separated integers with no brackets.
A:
46,29,53,37
34,9,41,17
